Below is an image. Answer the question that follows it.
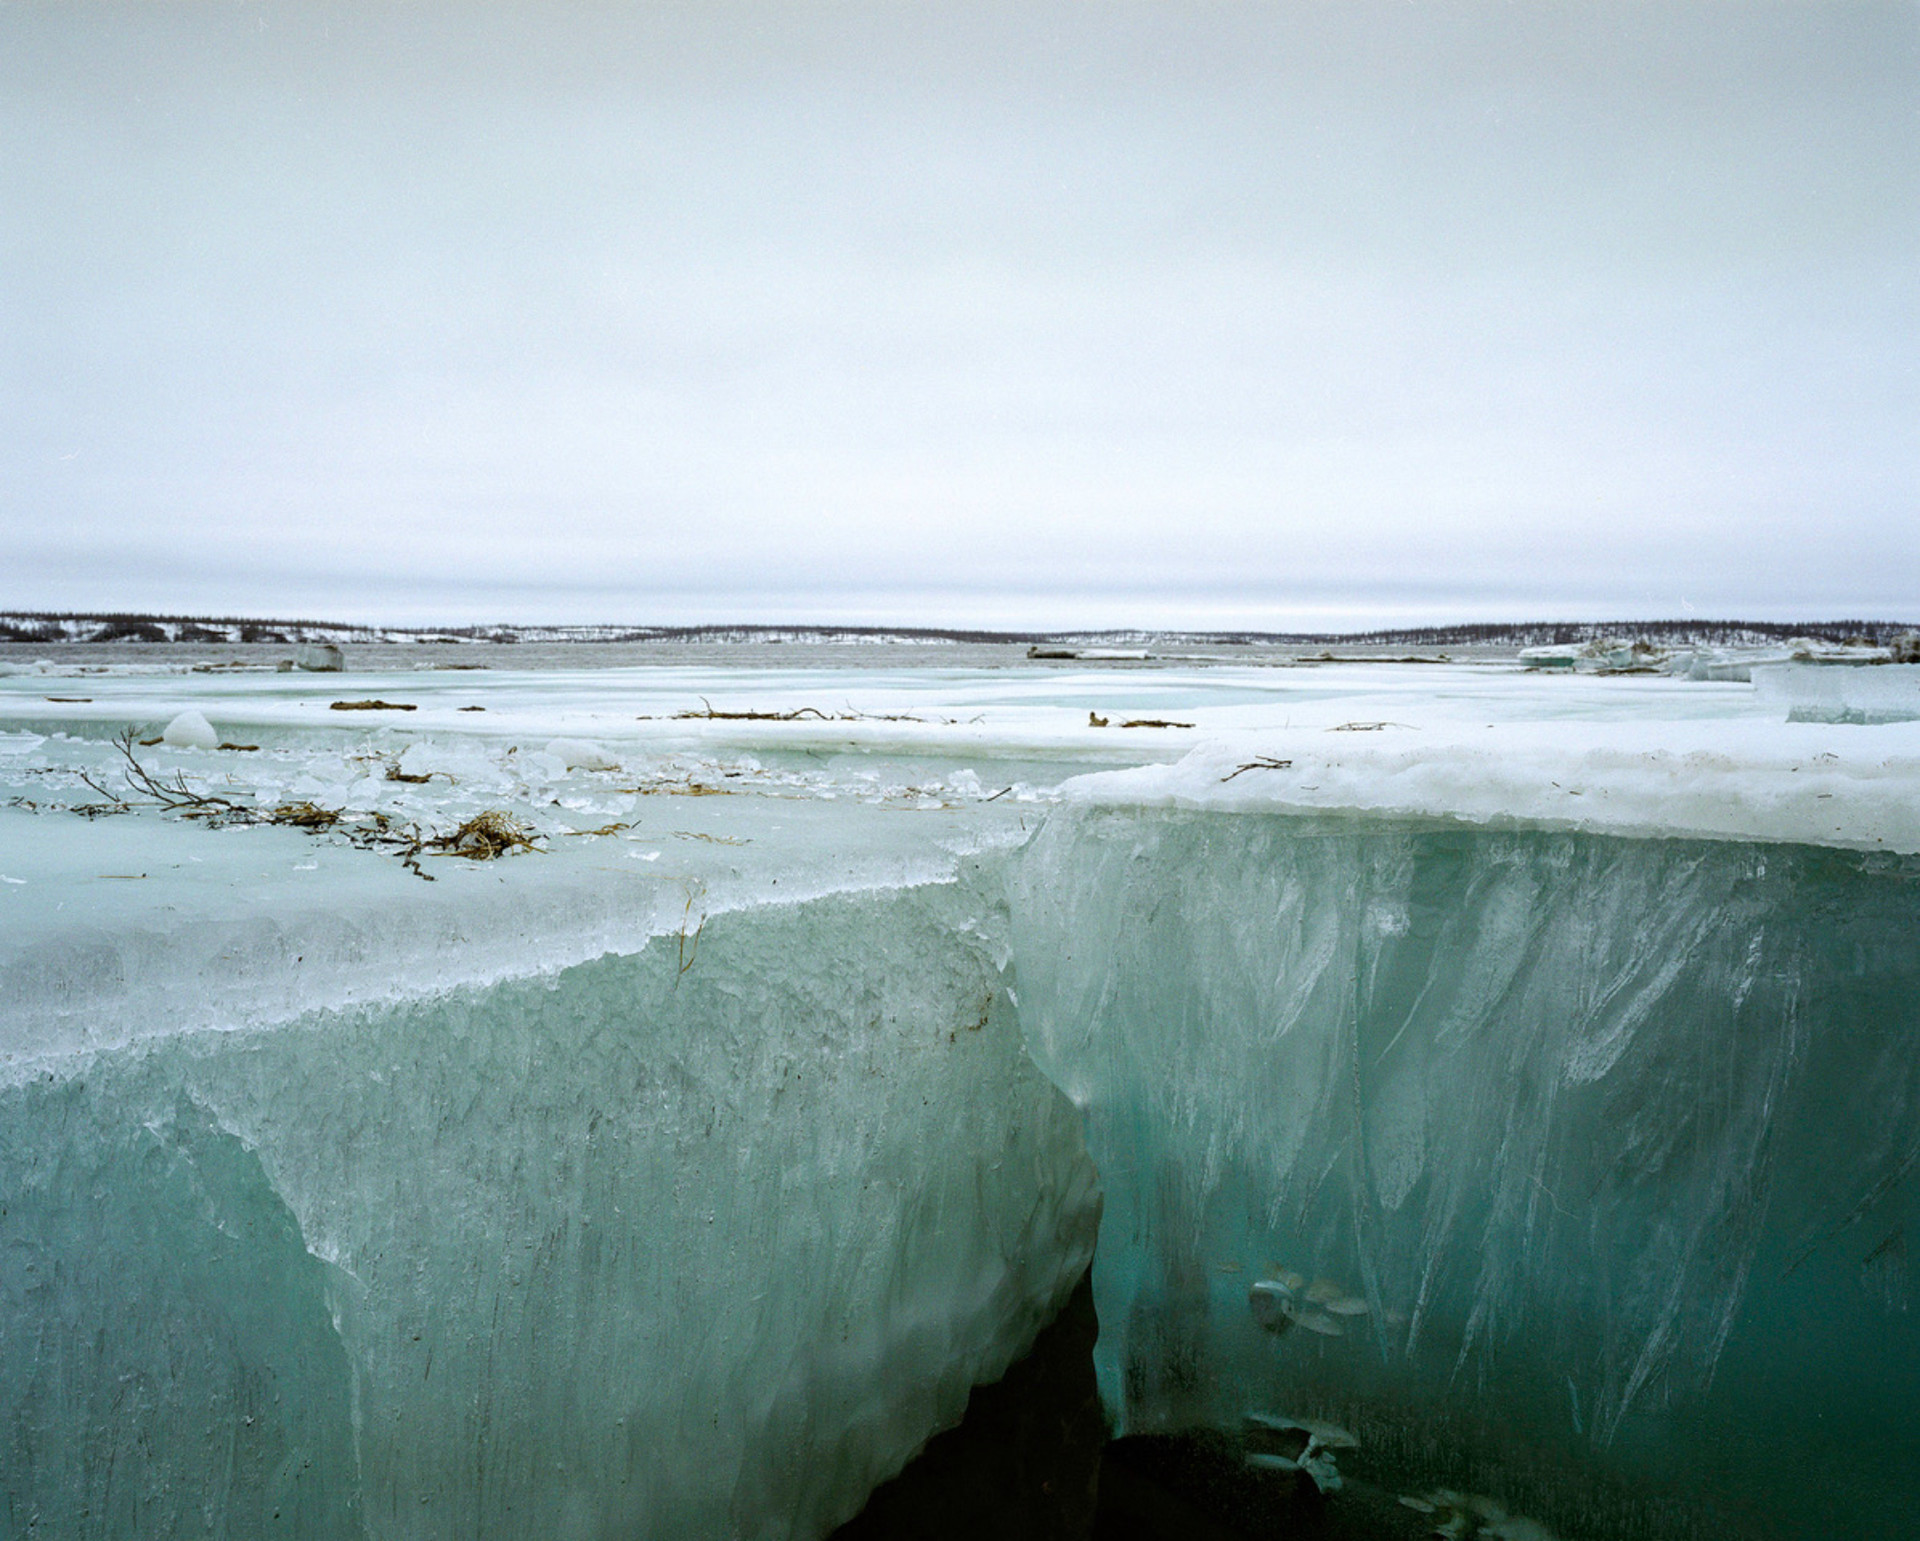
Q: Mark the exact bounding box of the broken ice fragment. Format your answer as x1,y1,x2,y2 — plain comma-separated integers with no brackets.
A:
1300,1451,1344,1492
161,709,218,749
1244,1412,1355,1495
295,643,345,671
1248,1279,1295,1332
546,738,620,771
1244,1412,1359,1449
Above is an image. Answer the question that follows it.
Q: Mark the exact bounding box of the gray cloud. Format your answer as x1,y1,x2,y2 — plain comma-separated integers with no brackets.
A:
4,2,1915,626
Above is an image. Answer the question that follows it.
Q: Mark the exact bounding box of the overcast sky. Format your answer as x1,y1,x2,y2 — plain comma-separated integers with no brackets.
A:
3,2,1915,629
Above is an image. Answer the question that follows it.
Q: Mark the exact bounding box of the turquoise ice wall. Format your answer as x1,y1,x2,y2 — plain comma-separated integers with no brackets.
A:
0,878,1099,1541
1013,810,1920,1540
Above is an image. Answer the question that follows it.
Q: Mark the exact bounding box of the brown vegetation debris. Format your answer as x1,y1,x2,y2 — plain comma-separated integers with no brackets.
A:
88,729,246,815
269,802,342,829
424,810,540,861
620,779,732,797
1120,718,1194,729
329,699,416,711
669,697,946,725
675,700,835,721
49,733,555,883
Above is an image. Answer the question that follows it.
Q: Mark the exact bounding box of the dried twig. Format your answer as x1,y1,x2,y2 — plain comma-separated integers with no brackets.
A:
676,698,834,722
37,734,550,883
1221,756,1294,782
111,729,245,813
670,698,942,725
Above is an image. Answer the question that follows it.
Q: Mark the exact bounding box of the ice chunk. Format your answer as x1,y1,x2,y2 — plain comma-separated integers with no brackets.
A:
295,643,345,671
545,736,620,770
1754,661,1920,724
161,708,218,748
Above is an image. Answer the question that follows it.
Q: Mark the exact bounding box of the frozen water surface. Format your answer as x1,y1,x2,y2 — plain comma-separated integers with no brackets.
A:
4,648,1920,1539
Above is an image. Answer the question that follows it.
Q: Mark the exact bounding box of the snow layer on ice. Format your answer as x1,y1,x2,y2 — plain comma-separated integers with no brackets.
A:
1063,717,1920,853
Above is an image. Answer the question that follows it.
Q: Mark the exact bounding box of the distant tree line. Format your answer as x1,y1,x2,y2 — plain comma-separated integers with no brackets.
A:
3,611,1913,648
1253,619,1918,647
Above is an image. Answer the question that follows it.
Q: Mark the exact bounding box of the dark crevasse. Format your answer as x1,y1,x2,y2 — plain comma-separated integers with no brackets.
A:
1010,809,1920,1541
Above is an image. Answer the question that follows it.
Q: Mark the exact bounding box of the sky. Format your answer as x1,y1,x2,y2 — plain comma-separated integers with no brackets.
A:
3,1,1916,631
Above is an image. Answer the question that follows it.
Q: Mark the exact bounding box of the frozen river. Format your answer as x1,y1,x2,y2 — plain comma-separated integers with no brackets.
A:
3,645,1918,1539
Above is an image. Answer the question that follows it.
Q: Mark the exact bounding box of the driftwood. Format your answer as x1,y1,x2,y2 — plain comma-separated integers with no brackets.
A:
1221,756,1294,782
670,698,950,724
46,731,543,881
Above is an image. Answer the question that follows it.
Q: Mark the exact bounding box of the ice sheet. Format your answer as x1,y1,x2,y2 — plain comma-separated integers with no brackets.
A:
7,652,1919,1540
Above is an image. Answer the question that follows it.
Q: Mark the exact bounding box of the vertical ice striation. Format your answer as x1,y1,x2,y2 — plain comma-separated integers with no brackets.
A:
1012,808,1920,1537
0,879,1099,1540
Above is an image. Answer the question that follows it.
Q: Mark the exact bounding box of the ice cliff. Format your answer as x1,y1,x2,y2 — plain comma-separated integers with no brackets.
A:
1014,805,1920,1538
1,875,1099,1540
